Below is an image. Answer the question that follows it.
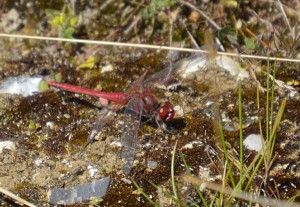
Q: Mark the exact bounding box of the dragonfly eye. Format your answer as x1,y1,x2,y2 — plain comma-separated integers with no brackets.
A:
158,102,175,122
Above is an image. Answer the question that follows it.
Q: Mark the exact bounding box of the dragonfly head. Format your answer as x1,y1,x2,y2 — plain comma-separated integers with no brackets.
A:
157,101,175,122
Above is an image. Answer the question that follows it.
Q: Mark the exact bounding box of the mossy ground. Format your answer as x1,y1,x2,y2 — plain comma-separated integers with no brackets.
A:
0,1,299,206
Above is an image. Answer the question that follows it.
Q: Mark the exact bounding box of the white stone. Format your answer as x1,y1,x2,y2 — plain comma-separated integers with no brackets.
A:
182,140,203,149
46,121,55,129
174,105,184,117
0,76,44,97
101,64,114,73
34,158,44,166
110,141,123,147
243,134,263,152
87,165,98,177
147,160,158,169
216,55,249,79
0,141,16,153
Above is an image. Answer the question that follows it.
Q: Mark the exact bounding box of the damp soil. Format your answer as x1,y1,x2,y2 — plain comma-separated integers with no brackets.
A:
0,1,300,207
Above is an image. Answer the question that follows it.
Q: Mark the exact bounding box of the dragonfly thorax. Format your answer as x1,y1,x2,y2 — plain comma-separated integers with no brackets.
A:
141,90,159,114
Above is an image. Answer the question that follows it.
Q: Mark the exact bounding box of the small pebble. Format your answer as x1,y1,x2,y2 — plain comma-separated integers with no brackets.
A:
243,134,263,152
0,141,16,153
46,121,54,129
88,165,98,177
174,105,184,117
182,140,203,149
147,160,158,169
34,158,44,166
101,64,114,73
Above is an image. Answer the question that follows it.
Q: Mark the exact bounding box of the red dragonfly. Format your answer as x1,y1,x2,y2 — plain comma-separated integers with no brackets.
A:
48,65,178,175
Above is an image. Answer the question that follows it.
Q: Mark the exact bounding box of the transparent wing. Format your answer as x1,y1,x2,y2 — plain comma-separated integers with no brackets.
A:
78,103,122,155
141,62,178,89
141,54,208,89
78,107,113,155
126,71,147,94
87,107,114,143
120,95,143,175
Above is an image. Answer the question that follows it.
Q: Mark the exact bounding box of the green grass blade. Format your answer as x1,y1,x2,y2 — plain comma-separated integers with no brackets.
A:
171,140,178,200
285,193,300,207
180,153,208,207
267,59,276,163
149,181,186,206
219,119,236,188
266,58,270,143
132,179,159,206
256,83,264,148
209,193,218,207
270,60,276,135
238,81,244,187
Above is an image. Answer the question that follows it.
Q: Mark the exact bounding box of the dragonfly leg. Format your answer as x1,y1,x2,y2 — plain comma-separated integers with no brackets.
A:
155,117,176,134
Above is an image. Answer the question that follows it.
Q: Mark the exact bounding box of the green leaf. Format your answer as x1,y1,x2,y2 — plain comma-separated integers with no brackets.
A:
45,9,59,17
154,0,175,9
142,6,154,19
218,25,237,42
69,16,78,27
244,37,257,49
49,15,63,28
222,0,238,8
54,73,62,82
63,27,75,38
154,0,166,9
89,197,103,205
38,79,49,92
218,25,232,40
79,57,96,69
65,5,73,16
28,120,36,131
46,5,78,38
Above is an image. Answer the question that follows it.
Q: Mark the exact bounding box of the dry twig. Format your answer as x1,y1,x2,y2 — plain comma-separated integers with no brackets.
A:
0,186,37,207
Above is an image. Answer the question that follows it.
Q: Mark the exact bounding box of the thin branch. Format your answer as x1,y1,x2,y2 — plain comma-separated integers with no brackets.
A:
182,175,300,207
178,0,238,46
276,0,294,39
0,186,37,207
0,33,300,63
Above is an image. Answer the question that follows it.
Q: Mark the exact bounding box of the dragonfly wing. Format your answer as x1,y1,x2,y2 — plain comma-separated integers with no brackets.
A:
78,106,115,156
121,95,143,175
141,61,180,89
87,107,113,143
87,103,122,143
141,54,208,89
126,71,147,94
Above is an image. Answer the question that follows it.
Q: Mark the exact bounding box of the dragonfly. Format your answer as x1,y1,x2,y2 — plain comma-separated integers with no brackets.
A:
47,62,183,175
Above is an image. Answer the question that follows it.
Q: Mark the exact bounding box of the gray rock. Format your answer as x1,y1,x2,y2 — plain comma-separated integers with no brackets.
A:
49,177,110,205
